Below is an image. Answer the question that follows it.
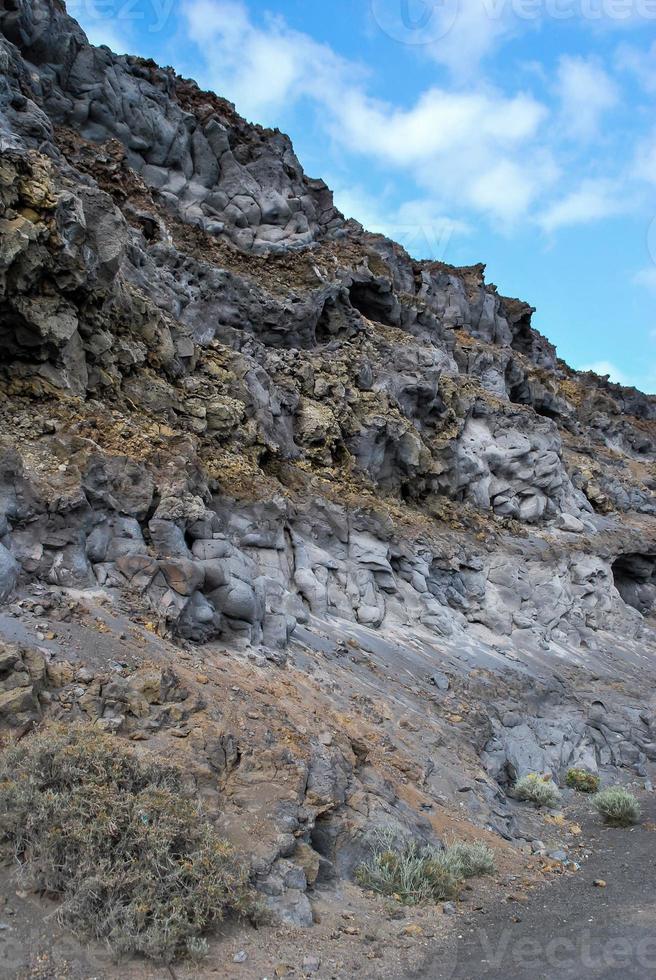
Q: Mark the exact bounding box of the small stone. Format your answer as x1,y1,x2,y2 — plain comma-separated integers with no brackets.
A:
549,850,568,863
302,956,320,973
233,950,248,963
319,731,333,746
196,674,209,685
593,879,607,888
443,902,457,915
401,923,423,937
430,671,450,691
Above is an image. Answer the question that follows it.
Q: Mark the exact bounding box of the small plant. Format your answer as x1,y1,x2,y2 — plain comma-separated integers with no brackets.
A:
514,773,561,808
355,829,495,905
0,725,255,962
443,839,496,878
593,787,641,827
566,768,600,794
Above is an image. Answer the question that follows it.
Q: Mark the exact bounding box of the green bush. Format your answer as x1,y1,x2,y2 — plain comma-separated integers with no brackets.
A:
355,830,495,905
0,725,255,962
566,768,600,794
593,787,641,827
443,839,496,878
514,773,561,808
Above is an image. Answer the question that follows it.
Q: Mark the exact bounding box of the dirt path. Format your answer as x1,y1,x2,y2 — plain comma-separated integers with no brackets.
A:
412,795,656,980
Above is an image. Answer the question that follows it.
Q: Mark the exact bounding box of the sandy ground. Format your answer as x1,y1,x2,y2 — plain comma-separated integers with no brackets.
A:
411,794,656,980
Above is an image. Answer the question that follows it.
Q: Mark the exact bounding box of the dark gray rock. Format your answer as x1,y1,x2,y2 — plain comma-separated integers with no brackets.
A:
430,671,450,691
0,543,19,603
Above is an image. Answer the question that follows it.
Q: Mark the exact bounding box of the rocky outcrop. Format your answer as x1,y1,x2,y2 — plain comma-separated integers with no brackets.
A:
0,641,45,727
0,0,655,934
0,0,342,254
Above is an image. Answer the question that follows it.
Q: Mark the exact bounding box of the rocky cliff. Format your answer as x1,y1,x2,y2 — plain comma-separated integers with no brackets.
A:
0,0,655,950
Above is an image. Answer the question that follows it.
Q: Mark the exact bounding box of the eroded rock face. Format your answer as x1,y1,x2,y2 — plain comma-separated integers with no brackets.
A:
0,0,342,255
0,0,655,930
612,553,656,616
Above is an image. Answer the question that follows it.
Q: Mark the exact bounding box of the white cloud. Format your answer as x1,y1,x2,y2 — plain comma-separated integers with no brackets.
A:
333,86,552,223
183,0,359,122
330,183,470,261
579,355,656,394
600,328,656,393
634,266,656,291
555,56,619,141
335,87,545,167
79,17,132,52
579,360,630,385
633,128,656,185
616,41,656,94
180,2,655,237
67,0,134,52
366,0,516,79
538,179,627,233
183,0,553,225
425,0,519,80
467,155,558,224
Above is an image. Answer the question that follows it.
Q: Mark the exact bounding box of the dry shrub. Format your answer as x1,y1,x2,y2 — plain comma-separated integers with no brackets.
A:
355,829,495,905
0,725,255,962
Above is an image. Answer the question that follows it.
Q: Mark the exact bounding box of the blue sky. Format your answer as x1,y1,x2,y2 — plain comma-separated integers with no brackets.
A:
70,0,656,392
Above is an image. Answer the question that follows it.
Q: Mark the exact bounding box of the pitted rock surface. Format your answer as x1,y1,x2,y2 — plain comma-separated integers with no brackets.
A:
0,0,655,940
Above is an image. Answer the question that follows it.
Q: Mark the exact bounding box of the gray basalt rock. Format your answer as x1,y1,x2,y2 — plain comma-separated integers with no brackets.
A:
0,0,655,932
0,543,18,603
0,0,342,255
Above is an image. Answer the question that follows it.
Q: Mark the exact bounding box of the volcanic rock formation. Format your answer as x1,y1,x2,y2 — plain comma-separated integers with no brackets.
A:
0,0,655,932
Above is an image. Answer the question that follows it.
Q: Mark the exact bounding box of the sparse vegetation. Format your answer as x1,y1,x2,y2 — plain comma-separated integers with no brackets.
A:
514,773,561,808
566,768,600,794
0,725,255,962
444,839,497,878
355,829,495,905
593,787,641,827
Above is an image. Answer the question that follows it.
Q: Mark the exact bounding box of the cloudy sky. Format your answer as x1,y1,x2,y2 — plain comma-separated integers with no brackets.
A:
71,0,656,391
